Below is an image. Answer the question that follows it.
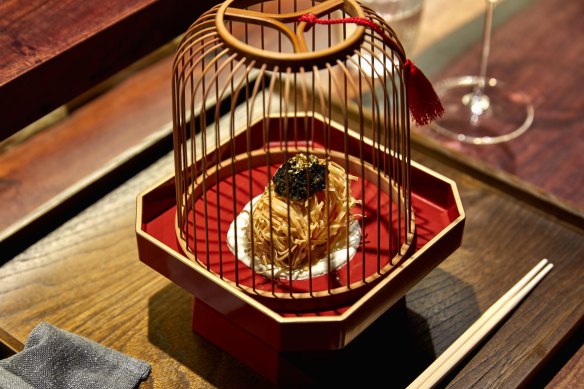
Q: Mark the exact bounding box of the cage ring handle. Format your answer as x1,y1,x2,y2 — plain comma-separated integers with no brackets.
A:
223,0,353,53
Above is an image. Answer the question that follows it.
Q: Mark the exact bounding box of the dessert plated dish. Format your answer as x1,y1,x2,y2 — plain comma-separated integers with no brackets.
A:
227,153,362,281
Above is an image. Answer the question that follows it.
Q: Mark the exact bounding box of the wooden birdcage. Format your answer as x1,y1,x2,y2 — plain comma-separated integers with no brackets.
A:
136,0,464,384
172,0,417,309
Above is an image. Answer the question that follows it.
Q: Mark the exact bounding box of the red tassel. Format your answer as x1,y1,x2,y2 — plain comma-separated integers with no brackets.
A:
298,14,444,126
404,59,444,127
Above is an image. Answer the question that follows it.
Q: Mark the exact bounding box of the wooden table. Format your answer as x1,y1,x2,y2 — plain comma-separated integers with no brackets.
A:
1,0,582,387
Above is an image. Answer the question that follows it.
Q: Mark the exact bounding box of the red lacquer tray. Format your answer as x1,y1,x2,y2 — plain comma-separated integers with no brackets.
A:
136,156,464,383
176,147,413,312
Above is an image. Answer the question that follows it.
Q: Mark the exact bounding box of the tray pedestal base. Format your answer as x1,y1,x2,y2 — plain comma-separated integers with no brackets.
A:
192,296,408,385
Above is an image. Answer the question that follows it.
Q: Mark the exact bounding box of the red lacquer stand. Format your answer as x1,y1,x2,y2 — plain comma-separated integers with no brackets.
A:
136,159,465,385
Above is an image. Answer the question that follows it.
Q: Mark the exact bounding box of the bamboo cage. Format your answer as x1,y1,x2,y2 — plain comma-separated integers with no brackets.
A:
172,0,415,310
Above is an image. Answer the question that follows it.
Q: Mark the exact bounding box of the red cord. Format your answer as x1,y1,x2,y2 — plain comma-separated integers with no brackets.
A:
298,13,402,59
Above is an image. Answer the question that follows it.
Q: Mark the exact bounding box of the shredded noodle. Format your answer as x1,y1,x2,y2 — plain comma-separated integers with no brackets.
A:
247,159,360,272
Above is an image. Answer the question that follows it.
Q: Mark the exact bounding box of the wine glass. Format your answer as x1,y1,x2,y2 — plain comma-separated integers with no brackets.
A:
429,0,534,145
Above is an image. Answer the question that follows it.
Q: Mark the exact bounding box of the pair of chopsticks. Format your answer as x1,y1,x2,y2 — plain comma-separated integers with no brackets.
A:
407,258,554,389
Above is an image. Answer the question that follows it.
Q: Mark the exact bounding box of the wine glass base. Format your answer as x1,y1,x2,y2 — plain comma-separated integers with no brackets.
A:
430,76,534,145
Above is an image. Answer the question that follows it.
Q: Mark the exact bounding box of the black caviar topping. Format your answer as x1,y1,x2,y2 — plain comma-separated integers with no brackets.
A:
272,153,327,201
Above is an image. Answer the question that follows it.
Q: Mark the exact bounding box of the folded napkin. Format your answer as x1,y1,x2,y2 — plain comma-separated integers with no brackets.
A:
0,322,150,389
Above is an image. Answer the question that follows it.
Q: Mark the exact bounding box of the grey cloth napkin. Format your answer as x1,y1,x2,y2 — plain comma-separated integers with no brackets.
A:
0,322,150,389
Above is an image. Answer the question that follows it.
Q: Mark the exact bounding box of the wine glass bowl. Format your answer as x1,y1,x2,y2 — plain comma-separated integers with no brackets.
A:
431,75,534,145
429,0,534,145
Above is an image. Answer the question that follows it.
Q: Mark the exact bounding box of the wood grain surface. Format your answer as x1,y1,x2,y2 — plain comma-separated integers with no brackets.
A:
0,50,178,256
0,142,582,388
546,343,584,389
0,0,218,140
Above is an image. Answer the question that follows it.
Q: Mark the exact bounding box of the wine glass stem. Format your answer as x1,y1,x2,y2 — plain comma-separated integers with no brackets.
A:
474,0,496,98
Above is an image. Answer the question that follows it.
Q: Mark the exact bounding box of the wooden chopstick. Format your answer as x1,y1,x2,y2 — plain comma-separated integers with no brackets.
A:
407,258,554,389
